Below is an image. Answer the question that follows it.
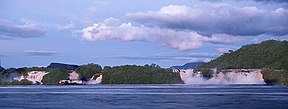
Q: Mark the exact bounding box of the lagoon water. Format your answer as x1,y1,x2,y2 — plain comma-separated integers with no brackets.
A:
0,85,288,109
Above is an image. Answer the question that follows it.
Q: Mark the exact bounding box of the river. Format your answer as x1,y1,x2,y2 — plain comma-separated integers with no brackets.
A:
0,84,288,109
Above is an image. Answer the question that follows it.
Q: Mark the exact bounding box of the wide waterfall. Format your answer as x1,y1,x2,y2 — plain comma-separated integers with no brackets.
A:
19,71,49,84
177,69,265,84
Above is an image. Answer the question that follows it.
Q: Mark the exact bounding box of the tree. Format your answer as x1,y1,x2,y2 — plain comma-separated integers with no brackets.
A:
42,68,70,85
76,63,102,79
102,64,182,84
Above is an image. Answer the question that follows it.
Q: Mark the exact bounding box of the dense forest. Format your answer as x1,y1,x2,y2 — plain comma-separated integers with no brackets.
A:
102,64,182,84
0,63,182,85
197,40,288,84
198,40,288,70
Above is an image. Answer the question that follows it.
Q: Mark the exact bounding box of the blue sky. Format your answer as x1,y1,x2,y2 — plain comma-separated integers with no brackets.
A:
0,0,288,68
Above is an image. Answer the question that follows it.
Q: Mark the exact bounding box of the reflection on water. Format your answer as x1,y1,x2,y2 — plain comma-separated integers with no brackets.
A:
0,84,288,109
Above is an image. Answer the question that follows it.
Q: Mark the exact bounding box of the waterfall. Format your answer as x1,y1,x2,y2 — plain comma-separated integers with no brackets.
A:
19,71,49,84
177,69,265,84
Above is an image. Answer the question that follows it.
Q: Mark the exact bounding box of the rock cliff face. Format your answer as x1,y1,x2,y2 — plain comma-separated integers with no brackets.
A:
176,69,265,84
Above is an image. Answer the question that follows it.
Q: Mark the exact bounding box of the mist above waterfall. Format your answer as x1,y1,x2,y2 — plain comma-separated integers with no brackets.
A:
179,69,265,84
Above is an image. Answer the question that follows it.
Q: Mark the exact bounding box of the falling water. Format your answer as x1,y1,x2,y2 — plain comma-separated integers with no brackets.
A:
178,69,265,84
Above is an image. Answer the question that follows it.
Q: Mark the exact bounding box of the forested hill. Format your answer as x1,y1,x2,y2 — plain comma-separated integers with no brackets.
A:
198,40,288,70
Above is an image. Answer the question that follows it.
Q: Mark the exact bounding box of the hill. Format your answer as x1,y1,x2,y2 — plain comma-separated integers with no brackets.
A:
170,62,205,69
47,63,79,71
198,40,288,70
197,40,288,85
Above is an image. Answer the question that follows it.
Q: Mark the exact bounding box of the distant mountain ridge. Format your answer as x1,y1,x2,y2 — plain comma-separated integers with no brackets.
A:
170,62,205,69
47,63,79,71
198,40,288,70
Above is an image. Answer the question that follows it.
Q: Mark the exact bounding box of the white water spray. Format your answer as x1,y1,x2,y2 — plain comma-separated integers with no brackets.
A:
177,69,265,84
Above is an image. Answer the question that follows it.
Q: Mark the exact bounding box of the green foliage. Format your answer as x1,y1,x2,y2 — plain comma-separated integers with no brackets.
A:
0,79,33,85
42,68,69,85
197,40,288,85
76,63,102,79
198,40,288,70
194,68,214,79
16,67,48,76
102,64,182,84
262,69,288,85
9,79,33,85
0,70,7,79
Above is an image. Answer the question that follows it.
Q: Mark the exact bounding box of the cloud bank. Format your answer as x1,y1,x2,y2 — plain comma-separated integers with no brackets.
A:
254,0,288,4
78,20,242,51
110,53,219,62
23,50,58,56
0,19,45,40
77,3,288,51
126,4,288,36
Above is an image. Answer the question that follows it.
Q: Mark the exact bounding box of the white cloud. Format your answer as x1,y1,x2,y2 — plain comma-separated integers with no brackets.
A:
216,47,232,53
77,18,243,51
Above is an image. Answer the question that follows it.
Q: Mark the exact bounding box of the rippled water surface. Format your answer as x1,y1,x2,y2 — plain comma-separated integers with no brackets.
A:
0,84,288,109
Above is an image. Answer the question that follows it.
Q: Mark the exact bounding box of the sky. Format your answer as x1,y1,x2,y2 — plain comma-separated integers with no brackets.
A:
0,0,288,68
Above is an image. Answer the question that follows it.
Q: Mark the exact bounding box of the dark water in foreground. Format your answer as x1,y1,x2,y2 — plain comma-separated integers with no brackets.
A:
0,85,288,109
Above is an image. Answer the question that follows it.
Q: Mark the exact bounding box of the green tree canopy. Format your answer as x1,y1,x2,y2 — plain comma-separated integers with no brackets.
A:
76,63,102,79
102,64,182,84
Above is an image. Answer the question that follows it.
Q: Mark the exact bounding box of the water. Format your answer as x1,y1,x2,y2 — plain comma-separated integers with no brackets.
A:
0,84,288,109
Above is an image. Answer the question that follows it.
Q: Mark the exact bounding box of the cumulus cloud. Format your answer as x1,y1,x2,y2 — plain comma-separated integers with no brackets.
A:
125,4,288,36
23,50,58,56
0,19,45,39
77,19,243,51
